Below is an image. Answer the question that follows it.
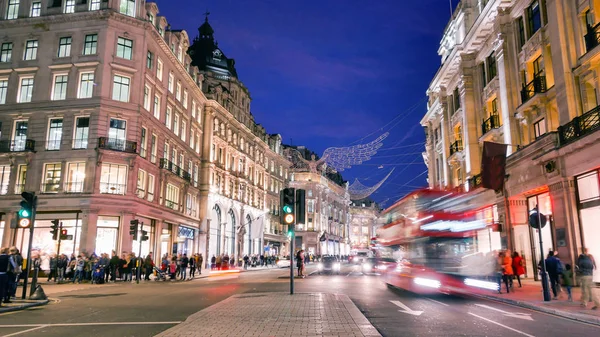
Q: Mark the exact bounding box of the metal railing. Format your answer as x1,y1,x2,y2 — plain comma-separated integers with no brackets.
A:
41,183,60,193
46,139,62,151
558,105,600,145
481,114,501,135
159,158,192,182
99,182,126,195
72,138,88,150
521,75,547,103
0,139,35,153
64,182,84,193
449,139,463,155
98,137,137,154
584,23,600,53
165,200,178,210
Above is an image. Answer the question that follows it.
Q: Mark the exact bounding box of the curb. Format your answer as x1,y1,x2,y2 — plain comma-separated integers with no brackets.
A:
338,293,382,337
0,300,49,313
473,294,600,326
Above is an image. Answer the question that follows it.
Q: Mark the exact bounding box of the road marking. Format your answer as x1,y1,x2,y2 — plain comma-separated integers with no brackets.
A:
3,325,48,337
468,313,535,337
390,300,423,316
0,322,181,328
475,303,534,321
426,298,449,307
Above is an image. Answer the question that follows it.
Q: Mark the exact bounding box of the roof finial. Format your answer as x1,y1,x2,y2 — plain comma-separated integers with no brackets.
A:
204,10,210,22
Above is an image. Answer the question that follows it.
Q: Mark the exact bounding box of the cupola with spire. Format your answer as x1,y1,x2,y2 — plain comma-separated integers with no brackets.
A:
188,12,238,78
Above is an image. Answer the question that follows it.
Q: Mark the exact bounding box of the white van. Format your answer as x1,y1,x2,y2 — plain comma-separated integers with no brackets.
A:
350,249,373,264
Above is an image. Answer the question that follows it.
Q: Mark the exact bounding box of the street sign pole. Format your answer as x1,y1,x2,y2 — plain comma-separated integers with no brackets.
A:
137,222,143,284
21,197,37,300
54,222,63,283
536,208,552,302
290,231,294,295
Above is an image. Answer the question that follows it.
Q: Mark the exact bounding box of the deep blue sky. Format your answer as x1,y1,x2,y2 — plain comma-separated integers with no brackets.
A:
155,0,456,207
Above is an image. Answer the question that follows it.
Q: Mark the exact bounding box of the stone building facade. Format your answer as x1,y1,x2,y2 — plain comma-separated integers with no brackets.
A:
0,0,290,265
422,0,600,282
349,200,380,250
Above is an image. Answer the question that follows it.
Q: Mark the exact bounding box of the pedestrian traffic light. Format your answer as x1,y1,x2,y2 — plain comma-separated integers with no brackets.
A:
50,219,60,240
60,229,68,240
280,188,295,225
140,230,149,242
130,219,139,240
295,189,306,225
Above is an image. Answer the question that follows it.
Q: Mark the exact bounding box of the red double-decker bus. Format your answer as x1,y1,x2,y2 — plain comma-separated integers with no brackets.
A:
376,192,502,295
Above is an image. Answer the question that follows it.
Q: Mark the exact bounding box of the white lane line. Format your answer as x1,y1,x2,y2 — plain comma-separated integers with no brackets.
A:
475,304,534,321
468,313,535,337
3,325,48,337
426,298,449,307
0,322,181,328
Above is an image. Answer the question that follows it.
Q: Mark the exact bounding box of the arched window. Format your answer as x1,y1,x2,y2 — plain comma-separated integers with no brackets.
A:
246,214,252,255
229,209,236,254
215,205,222,254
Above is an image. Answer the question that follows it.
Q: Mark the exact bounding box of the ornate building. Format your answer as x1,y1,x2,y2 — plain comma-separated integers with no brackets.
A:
422,0,600,282
188,15,291,261
349,199,380,250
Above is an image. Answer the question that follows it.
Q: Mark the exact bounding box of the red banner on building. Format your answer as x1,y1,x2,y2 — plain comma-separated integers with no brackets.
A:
481,141,508,191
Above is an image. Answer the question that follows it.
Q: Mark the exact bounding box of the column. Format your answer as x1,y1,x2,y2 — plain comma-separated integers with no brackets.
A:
199,108,214,259
548,178,580,269
153,220,163,264
458,55,481,175
120,212,135,254
79,210,98,256
440,115,450,187
493,26,517,155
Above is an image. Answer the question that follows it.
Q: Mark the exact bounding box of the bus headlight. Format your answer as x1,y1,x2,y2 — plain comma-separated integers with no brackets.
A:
333,263,341,271
363,263,372,271
414,277,441,289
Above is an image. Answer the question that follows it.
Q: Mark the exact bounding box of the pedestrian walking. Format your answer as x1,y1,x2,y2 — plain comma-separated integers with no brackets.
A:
189,256,195,279
577,249,599,309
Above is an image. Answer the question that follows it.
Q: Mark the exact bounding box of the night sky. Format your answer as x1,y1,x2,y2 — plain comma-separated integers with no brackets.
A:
155,0,457,207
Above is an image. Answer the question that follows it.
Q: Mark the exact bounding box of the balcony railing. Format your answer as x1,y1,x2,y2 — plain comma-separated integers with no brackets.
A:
449,139,463,155
481,114,501,135
72,138,89,150
64,182,84,193
521,76,547,103
468,174,482,190
159,158,192,182
165,200,178,210
98,137,137,154
584,23,600,53
99,182,126,195
0,139,36,153
558,105,600,145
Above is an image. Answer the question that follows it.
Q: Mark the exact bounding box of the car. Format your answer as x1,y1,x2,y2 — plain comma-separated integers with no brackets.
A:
317,256,341,274
276,257,291,268
361,257,397,274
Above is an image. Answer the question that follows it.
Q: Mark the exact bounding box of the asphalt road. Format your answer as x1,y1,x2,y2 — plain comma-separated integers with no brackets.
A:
0,263,598,337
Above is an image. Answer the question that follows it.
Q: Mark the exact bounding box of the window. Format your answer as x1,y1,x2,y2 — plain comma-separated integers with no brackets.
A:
57,37,72,57
181,120,186,142
186,194,193,215
137,169,146,198
480,62,487,87
190,129,195,148
24,40,38,60
15,164,26,194
156,58,163,80
150,133,157,163
116,37,133,60
194,164,199,187
533,55,544,77
47,118,63,150
143,84,151,110
0,165,9,195
64,0,75,14
534,118,547,138
42,163,61,193
108,118,126,142
30,1,41,17
51,74,68,100
83,34,98,55
0,43,12,62
120,0,136,17
73,116,89,149
12,120,28,151
453,87,460,112
165,183,179,209
100,163,127,195
6,0,19,20
165,106,172,128
516,17,526,49
176,82,181,101
486,53,497,81
308,200,315,213
66,162,85,193
18,77,34,103
146,50,153,69
163,142,169,161
147,174,155,201
140,127,147,158
90,0,101,11
0,80,7,104
174,114,180,136
153,95,161,119
527,0,542,37
191,100,197,118
112,75,130,102
178,46,184,63
168,73,174,92
183,90,188,108
78,72,94,98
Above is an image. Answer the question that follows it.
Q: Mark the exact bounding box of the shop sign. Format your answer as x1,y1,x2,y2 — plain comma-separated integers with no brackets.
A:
178,226,195,239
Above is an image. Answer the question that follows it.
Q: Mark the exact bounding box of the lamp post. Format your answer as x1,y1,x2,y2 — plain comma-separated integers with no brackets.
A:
529,205,551,302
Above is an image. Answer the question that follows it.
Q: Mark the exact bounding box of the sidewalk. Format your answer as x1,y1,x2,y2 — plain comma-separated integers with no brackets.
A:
471,279,600,326
156,292,382,337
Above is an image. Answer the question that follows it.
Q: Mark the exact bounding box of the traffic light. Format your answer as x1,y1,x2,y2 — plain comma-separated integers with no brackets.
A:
50,219,60,240
280,188,295,226
140,230,149,241
19,191,36,227
60,229,68,240
130,219,139,240
295,189,306,225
